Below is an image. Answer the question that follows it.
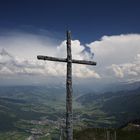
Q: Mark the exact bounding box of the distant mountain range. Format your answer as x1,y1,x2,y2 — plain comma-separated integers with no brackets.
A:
76,84,140,127
0,81,140,139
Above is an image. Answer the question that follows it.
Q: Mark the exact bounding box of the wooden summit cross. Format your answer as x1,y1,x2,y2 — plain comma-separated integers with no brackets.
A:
37,31,96,140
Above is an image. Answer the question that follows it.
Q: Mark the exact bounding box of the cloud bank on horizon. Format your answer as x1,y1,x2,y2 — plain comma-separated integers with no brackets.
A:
0,31,140,85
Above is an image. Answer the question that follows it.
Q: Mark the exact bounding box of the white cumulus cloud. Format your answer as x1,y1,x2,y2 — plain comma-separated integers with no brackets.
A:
0,32,99,80
0,31,140,85
108,54,140,79
87,34,140,82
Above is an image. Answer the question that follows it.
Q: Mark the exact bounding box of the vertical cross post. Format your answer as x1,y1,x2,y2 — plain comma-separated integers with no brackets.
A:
37,30,97,140
66,31,73,140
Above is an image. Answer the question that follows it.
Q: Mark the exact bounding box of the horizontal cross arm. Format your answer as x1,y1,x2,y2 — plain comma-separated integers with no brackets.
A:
37,55,67,63
72,59,96,65
37,55,96,65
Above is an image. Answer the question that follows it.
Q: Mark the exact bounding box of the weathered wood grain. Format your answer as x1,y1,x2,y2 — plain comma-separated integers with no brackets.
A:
37,56,67,62
37,56,96,66
66,31,73,140
72,59,96,65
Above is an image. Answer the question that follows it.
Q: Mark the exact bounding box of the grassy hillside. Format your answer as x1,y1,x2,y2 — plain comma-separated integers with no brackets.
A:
74,128,140,140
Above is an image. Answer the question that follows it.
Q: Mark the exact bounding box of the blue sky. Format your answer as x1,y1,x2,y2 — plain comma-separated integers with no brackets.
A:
0,0,140,90
0,0,140,42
